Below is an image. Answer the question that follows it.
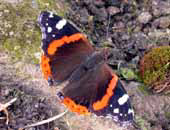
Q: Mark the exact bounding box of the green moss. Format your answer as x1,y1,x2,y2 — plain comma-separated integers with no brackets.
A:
36,0,57,10
35,0,67,17
165,112,170,119
120,68,138,80
0,0,68,64
138,85,150,96
0,1,40,62
135,115,149,130
140,46,170,86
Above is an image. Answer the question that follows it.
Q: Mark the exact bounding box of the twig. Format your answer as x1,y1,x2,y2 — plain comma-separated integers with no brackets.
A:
0,98,17,111
0,97,17,124
106,13,111,39
22,109,68,129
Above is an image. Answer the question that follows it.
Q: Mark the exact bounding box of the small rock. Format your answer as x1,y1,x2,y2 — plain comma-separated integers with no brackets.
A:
88,4,98,15
96,8,108,22
138,12,152,24
113,21,125,31
4,9,9,13
34,103,39,108
107,6,120,16
34,52,41,59
153,16,170,29
152,5,161,17
4,89,10,96
121,34,130,40
93,0,105,7
152,0,170,17
79,8,89,24
83,0,92,5
9,31,14,36
0,12,3,17
148,30,170,38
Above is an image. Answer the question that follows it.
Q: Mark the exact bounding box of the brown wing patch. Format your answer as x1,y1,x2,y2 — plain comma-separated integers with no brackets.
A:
92,74,118,111
61,63,116,112
49,37,94,83
47,33,90,55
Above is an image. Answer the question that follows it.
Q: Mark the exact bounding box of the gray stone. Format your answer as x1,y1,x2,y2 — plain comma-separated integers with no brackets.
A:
153,16,170,29
107,6,120,16
138,12,152,24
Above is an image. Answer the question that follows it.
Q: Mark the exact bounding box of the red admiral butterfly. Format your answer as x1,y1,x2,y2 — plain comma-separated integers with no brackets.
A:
38,11,134,124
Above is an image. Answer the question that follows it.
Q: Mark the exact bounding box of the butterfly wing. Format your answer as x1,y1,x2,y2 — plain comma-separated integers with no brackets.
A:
38,11,94,84
38,11,134,123
58,59,134,123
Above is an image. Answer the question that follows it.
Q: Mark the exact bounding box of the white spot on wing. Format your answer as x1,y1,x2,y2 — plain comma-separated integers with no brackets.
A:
113,108,119,113
46,23,48,26
47,27,52,33
56,19,67,30
118,94,129,105
52,34,55,37
128,108,134,115
49,12,54,18
110,104,112,107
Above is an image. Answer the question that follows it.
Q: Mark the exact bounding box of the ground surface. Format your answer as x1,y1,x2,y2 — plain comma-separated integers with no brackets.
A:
0,0,170,130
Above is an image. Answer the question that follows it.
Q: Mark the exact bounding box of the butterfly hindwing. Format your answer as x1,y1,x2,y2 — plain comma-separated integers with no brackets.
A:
92,79,134,123
57,53,134,123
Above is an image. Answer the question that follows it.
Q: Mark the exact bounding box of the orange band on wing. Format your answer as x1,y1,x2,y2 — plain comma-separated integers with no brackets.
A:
48,33,86,55
92,74,118,111
41,54,52,80
62,97,90,115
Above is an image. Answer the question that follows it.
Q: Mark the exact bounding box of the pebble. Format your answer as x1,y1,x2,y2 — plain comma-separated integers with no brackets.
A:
122,34,130,40
0,12,2,17
138,12,152,24
79,8,89,24
34,52,41,59
148,30,170,38
4,89,10,96
96,8,108,22
107,6,120,16
4,9,9,13
83,0,92,5
152,0,170,17
9,31,14,36
93,0,105,7
153,16,170,29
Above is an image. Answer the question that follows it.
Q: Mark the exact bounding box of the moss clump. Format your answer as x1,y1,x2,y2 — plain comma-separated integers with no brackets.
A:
140,46,170,93
135,115,150,130
0,1,41,63
36,0,68,17
165,112,170,119
0,0,68,64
